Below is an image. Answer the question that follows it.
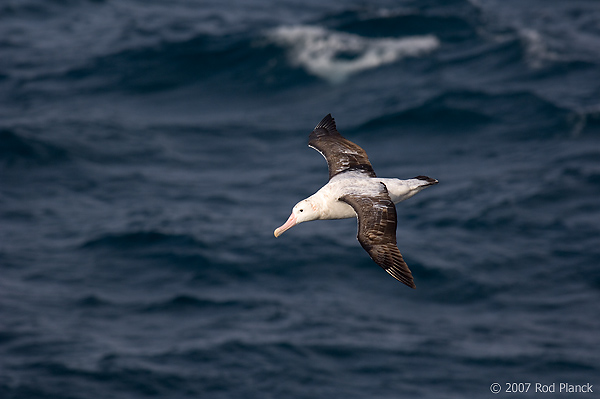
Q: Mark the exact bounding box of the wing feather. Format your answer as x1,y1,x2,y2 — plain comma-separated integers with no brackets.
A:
308,114,377,180
340,184,416,288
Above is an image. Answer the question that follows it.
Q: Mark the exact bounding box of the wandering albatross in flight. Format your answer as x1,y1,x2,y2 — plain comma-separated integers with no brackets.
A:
274,114,438,288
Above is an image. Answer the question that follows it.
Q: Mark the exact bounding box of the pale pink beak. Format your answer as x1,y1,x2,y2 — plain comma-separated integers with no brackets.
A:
274,213,297,237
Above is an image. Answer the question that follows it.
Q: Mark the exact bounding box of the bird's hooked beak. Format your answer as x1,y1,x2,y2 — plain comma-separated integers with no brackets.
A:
274,213,297,237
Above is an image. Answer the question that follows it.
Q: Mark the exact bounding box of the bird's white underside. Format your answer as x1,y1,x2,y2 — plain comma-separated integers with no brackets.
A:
306,171,432,220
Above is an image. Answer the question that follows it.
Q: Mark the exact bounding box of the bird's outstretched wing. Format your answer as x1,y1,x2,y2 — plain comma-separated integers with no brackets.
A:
340,184,416,288
308,114,377,180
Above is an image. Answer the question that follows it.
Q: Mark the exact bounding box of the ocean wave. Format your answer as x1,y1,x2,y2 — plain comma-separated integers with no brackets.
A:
80,231,205,251
329,8,478,42
266,25,440,84
513,27,599,70
141,294,280,313
569,110,600,137
55,33,233,93
358,91,493,134
518,28,562,69
72,293,283,317
0,128,69,167
355,90,580,137
473,0,600,69
75,294,114,308
42,24,440,92
77,230,227,281
10,359,188,397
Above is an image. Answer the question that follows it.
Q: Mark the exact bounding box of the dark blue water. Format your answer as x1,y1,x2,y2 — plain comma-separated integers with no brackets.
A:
1,0,599,398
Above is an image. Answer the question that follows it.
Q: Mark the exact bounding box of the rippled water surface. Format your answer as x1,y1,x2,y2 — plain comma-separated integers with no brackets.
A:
1,0,599,398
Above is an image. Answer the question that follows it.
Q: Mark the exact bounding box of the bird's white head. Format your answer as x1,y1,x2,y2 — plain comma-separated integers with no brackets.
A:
274,198,320,237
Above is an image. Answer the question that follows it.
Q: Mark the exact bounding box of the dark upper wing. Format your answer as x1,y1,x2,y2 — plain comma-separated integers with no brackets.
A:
308,114,377,180
340,184,416,288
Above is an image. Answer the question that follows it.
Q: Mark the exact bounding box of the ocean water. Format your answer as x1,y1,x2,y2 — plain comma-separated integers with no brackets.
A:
1,0,599,398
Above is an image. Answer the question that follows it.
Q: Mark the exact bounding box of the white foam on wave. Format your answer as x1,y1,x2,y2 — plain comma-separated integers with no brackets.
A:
519,28,561,69
267,25,440,84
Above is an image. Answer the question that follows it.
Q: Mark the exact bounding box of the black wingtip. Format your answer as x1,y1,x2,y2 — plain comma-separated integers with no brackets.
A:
314,113,338,134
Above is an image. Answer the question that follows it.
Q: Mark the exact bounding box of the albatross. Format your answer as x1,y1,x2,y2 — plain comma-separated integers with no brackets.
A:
274,114,438,288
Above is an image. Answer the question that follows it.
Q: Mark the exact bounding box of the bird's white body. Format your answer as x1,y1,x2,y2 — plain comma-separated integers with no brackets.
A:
305,173,435,220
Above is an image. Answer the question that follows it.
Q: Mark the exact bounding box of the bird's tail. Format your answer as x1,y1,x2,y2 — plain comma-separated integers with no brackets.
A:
410,175,438,188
